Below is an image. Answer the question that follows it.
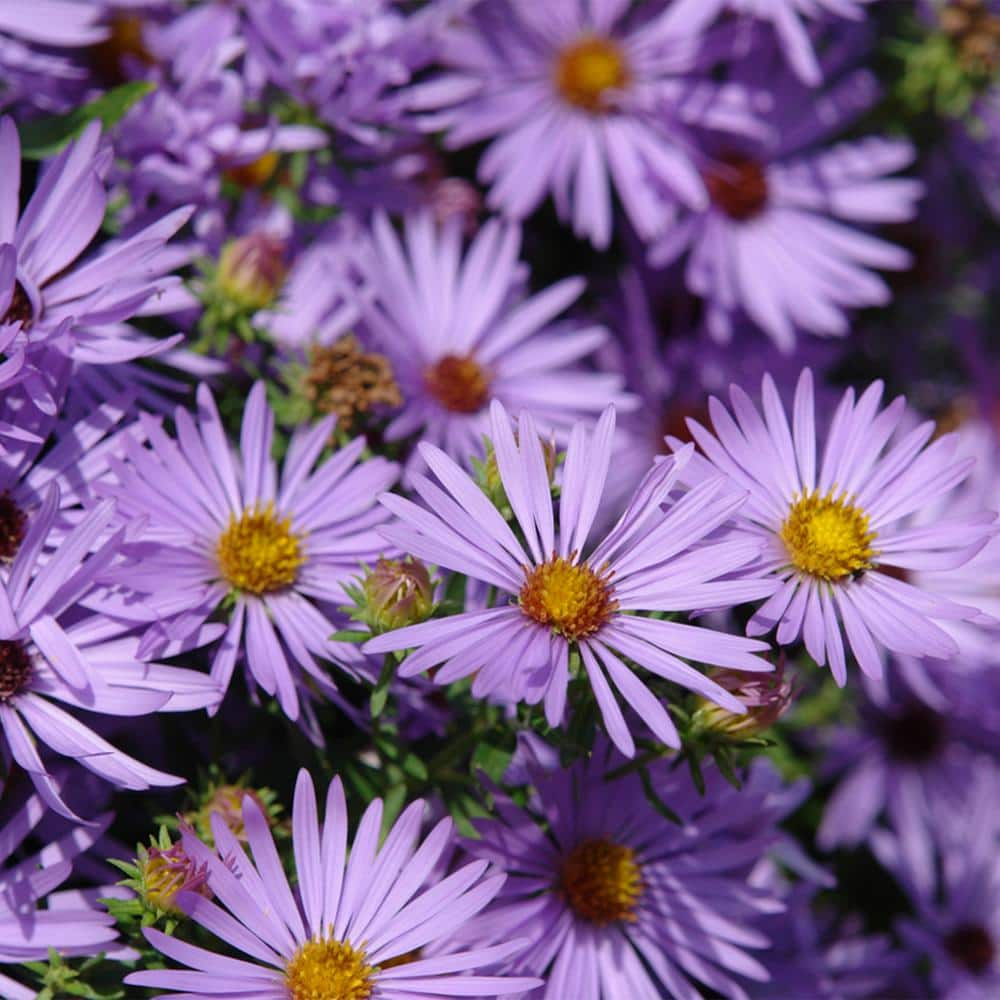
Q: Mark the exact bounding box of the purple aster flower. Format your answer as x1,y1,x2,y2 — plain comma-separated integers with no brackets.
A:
406,0,762,248
458,745,790,999
671,369,997,683
660,0,877,84
0,391,140,541
956,85,1000,219
100,381,399,728
111,4,325,239
0,486,219,820
365,401,776,757
817,663,996,891
907,417,1000,667
649,56,922,349
0,787,124,1000
747,878,909,999
0,1,106,113
0,117,194,406
126,767,541,997
872,778,1000,998
243,0,462,149
357,211,633,473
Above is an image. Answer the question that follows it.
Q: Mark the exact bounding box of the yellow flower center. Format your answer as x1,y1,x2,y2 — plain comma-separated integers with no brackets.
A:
285,939,374,1000
553,35,630,112
780,489,876,582
423,354,492,414
216,502,304,595
519,556,617,640
561,838,643,925
224,150,281,189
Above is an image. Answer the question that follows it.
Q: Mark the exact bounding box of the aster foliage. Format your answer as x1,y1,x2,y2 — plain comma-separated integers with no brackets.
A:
0,1,998,999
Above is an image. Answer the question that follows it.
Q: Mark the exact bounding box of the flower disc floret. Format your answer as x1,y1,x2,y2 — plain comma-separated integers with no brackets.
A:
519,556,617,640
0,491,27,560
561,838,643,925
944,923,996,975
0,639,33,700
704,153,769,221
285,937,374,1000
780,489,876,582
424,354,492,413
554,36,630,112
2,281,34,328
216,502,304,595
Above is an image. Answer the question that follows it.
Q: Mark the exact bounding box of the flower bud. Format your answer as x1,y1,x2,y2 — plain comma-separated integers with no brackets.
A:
480,431,557,507
136,835,210,914
360,557,435,632
184,783,276,845
692,662,795,741
217,233,286,310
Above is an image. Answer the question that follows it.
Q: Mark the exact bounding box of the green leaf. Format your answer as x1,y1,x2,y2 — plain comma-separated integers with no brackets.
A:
331,629,369,644
638,767,683,826
369,655,397,718
471,743,513,782
18,82,156,159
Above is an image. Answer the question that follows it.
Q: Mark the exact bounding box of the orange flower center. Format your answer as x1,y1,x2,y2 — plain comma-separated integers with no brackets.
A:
216,502,304,595
519,556,616,640
561,838,643,925
424,354,491,413
285,938,374,1000
553,35,630,112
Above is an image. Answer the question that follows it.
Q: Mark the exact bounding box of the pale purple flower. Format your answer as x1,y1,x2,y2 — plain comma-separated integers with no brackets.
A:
0,391,140,532
0,789,124,1000
817,664,996,892
406,0,762,248
357,211,633,472
672,369,997,683
458,745,790,999
112,4,324,239
0,117,193,398
0,487,219,820
243,0,459,148
872,777,1000,998
907,418,1000,667
747,880,909,999
126,768,541,997
365,401,776,757
659,0,877,84
0,1,106,113
99,381,398,729
649,62,921,350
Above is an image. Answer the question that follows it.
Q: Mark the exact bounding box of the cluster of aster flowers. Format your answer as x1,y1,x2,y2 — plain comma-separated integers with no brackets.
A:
0,2,998,999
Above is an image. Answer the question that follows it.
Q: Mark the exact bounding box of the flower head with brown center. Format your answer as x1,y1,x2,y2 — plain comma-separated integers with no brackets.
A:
304,336,401,429
285,938,375,1000
704,153,769,221
424,354,491,414
780,489,876,582
561,838,643,925
215,502,304,595
519,556,617,641
0,640,33,701
554,35,631,112
0,491,27,561
945,923,996,975
2,281,34,329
